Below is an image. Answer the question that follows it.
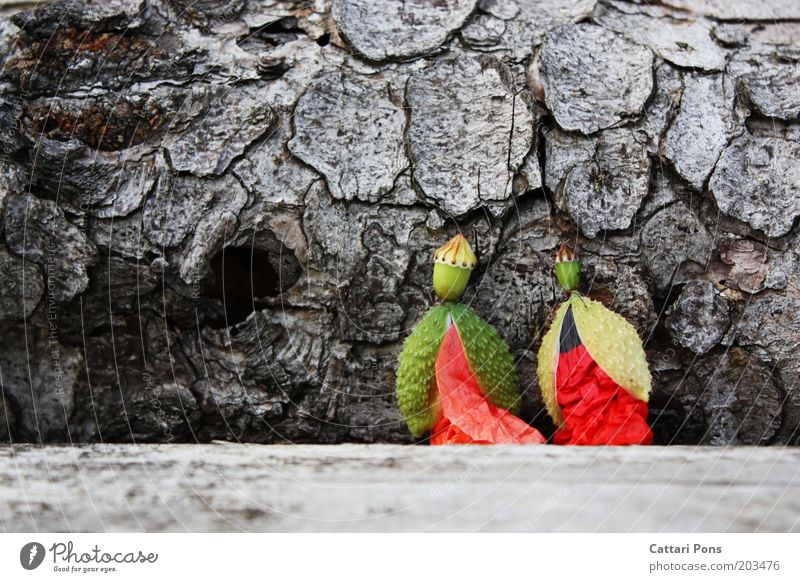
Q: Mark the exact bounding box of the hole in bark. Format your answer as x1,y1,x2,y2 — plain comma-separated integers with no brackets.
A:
239,16,303,51
653,283,684,315
204,246,285,327
316,33,330,47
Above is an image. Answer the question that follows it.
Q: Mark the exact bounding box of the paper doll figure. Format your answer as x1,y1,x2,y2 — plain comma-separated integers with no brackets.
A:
537,244,653,445
396,234,544,445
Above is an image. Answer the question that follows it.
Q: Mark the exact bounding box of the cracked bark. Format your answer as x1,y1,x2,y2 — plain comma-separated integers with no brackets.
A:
0,0,798,446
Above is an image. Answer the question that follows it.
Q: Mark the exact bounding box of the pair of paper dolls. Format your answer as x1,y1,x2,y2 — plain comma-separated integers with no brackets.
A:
396,234,653,446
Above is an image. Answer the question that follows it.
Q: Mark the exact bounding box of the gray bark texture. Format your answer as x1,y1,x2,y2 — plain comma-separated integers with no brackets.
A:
0,0,798,446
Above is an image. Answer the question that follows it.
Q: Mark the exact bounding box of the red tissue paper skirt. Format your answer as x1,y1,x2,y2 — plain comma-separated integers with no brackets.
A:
553,344,652,446
430,326,545,445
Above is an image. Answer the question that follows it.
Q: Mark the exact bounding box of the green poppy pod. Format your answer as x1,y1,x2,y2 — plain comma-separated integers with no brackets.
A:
432,234,476,302
555,243,580,292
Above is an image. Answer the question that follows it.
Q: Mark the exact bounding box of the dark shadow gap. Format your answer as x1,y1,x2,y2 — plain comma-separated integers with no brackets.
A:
204,246,280,327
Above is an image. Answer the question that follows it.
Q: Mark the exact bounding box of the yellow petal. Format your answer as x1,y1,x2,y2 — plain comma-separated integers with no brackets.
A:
569,294,651,402
536,301,569,426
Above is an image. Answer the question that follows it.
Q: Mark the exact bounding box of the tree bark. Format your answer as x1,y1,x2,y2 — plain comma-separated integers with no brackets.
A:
0,0,798,445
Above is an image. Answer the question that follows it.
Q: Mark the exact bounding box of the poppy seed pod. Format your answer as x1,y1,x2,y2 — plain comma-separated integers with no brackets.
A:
555,243,580,292
433,234,476,302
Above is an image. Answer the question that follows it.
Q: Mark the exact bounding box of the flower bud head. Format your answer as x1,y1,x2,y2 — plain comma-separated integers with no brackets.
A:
555,243,581,292
433,234,476,301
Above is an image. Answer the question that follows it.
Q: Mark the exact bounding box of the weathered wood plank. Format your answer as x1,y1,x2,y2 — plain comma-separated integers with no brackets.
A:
1,444,798,532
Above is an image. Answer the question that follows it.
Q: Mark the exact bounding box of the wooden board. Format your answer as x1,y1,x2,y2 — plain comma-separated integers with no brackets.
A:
1,444,799,532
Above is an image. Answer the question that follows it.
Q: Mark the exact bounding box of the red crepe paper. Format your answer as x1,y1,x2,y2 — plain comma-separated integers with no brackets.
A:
553,344,652,446
430,326,545,445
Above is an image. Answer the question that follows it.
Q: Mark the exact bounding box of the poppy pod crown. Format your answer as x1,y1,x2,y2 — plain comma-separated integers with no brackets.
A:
555,243,581,292
433,234,476,301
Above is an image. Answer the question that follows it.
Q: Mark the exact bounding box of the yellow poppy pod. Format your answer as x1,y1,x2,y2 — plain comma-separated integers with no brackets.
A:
432,233,476,301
